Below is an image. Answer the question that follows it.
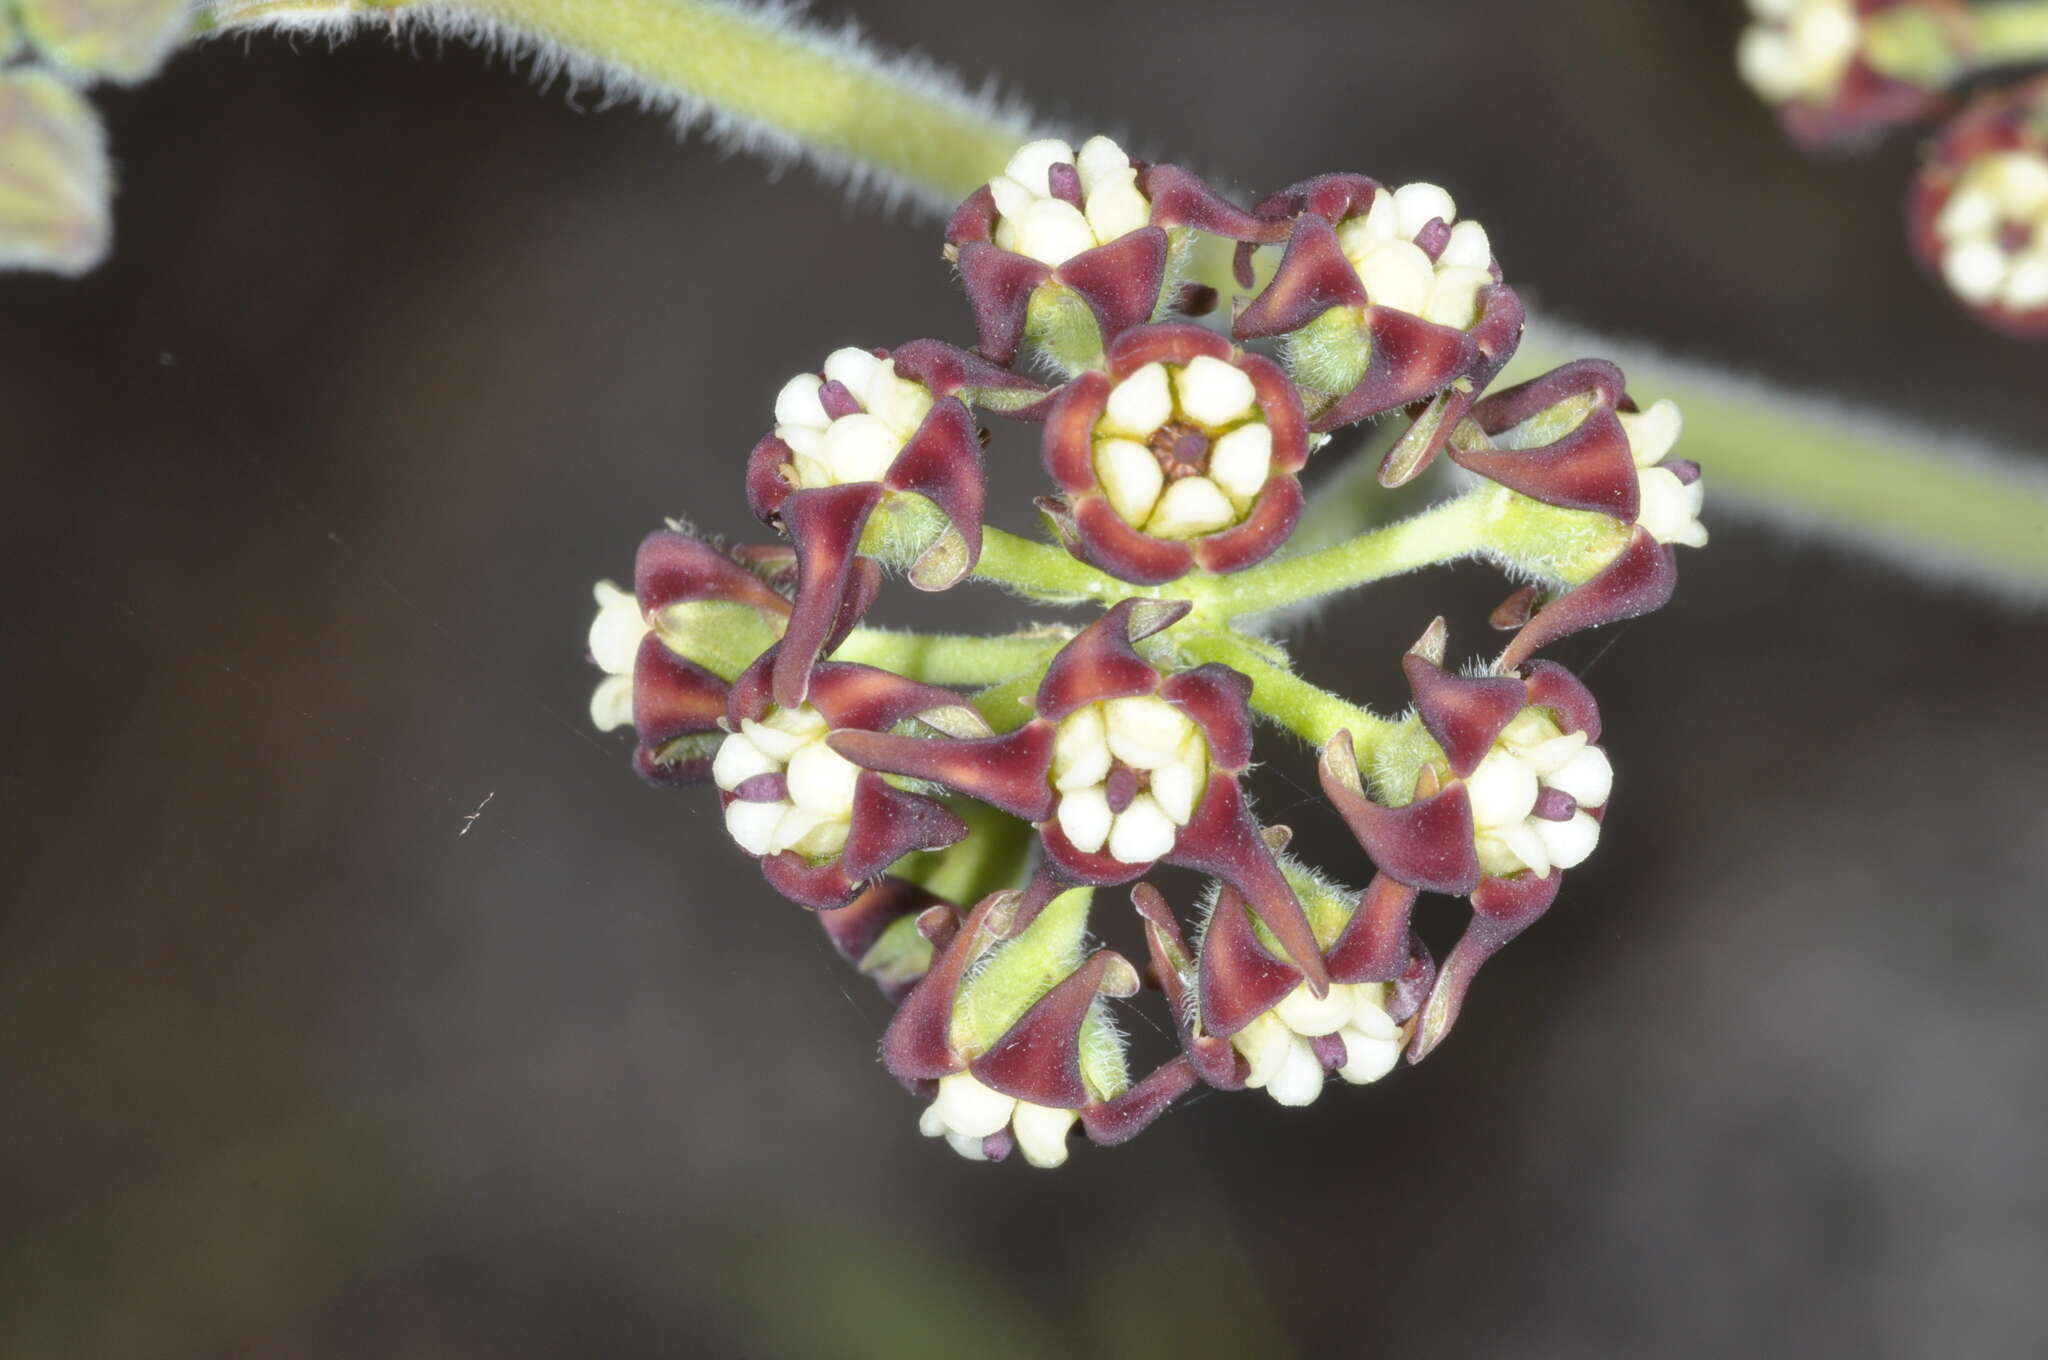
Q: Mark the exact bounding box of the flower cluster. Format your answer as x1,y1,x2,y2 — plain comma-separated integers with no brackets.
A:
582,134,1707,1166
1739,5,2048,336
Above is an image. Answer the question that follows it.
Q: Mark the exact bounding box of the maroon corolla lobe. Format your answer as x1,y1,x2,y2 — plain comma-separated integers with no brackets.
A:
1498,527,1679,671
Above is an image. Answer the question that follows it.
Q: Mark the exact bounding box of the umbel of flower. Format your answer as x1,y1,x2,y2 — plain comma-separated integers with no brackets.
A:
1447,359,1705,670
585,529,805,782
747,340,1043,708
1908,77,2048,337
1736,0,1956,151
1319,625,1611,1058
1041,323,1311,585
829,600,1334,993
1231,173,1525,483
1137,875,1426,1108
712,645,991,910
884,887,1195,1165
946,135,1285,367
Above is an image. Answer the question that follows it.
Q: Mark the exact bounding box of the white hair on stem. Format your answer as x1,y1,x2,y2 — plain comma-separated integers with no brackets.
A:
200,0,1062,215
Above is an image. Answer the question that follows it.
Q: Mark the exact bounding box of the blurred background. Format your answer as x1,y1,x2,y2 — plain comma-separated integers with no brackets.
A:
5,0,2047,1354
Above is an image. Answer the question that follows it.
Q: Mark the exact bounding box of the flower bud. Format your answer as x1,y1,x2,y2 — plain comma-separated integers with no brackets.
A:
1042,323,1310,584
1908,77,2048,336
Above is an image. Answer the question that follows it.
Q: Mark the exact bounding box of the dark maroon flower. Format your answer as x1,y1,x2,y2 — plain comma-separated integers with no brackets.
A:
1231,173,1524,480
1136,872,1434,1106
816,875,956,1003
947,136,1286,365
1907,76,2048,337
1039,323,1310,585
586,528,805,783
829,599,1333,993
746,341,1043,709
1451,361,1703,668
884,887,1197,1165
1738,0,1955,153
1318,626,1611,1057
711,646,991,910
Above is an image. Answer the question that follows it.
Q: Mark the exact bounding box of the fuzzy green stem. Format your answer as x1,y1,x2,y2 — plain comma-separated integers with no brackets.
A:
834,626,1065,686
1176,627,1394,751
1960,3,2048,71
1193,491,1493,621
203,0,1020,207
216,0,2048,603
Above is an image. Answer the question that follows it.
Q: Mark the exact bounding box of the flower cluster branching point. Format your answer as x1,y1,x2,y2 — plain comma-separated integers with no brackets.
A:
583,134,1707,1166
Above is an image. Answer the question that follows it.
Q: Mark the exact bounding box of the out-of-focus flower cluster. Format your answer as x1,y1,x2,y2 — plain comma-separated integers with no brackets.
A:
0,0,192,274
1738,2,2048,335
584,136,1708,1166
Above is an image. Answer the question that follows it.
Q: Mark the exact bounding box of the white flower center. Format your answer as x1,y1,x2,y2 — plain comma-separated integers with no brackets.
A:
1932,150,2048,314
1091,357,1271,540
919,1071,1079,1168
712,703,862,859
1233,982,1401,1106
1333,181,1495,329
1618,400,1708,549
772,348,936,490
586,579,647,732
1465,708,1613,879
988,136,1152,266
1737,0,1860,103
1049,695,1208,864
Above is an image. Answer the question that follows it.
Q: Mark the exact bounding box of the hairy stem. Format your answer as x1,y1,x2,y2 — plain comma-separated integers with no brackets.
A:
202,0,1025,208
834,625,1066,685
1176,627,1394,751
1192,491,1493,621
210,0,2048,603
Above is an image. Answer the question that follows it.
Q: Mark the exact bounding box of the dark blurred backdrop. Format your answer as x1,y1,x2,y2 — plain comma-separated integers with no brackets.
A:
5,1,2047,1355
